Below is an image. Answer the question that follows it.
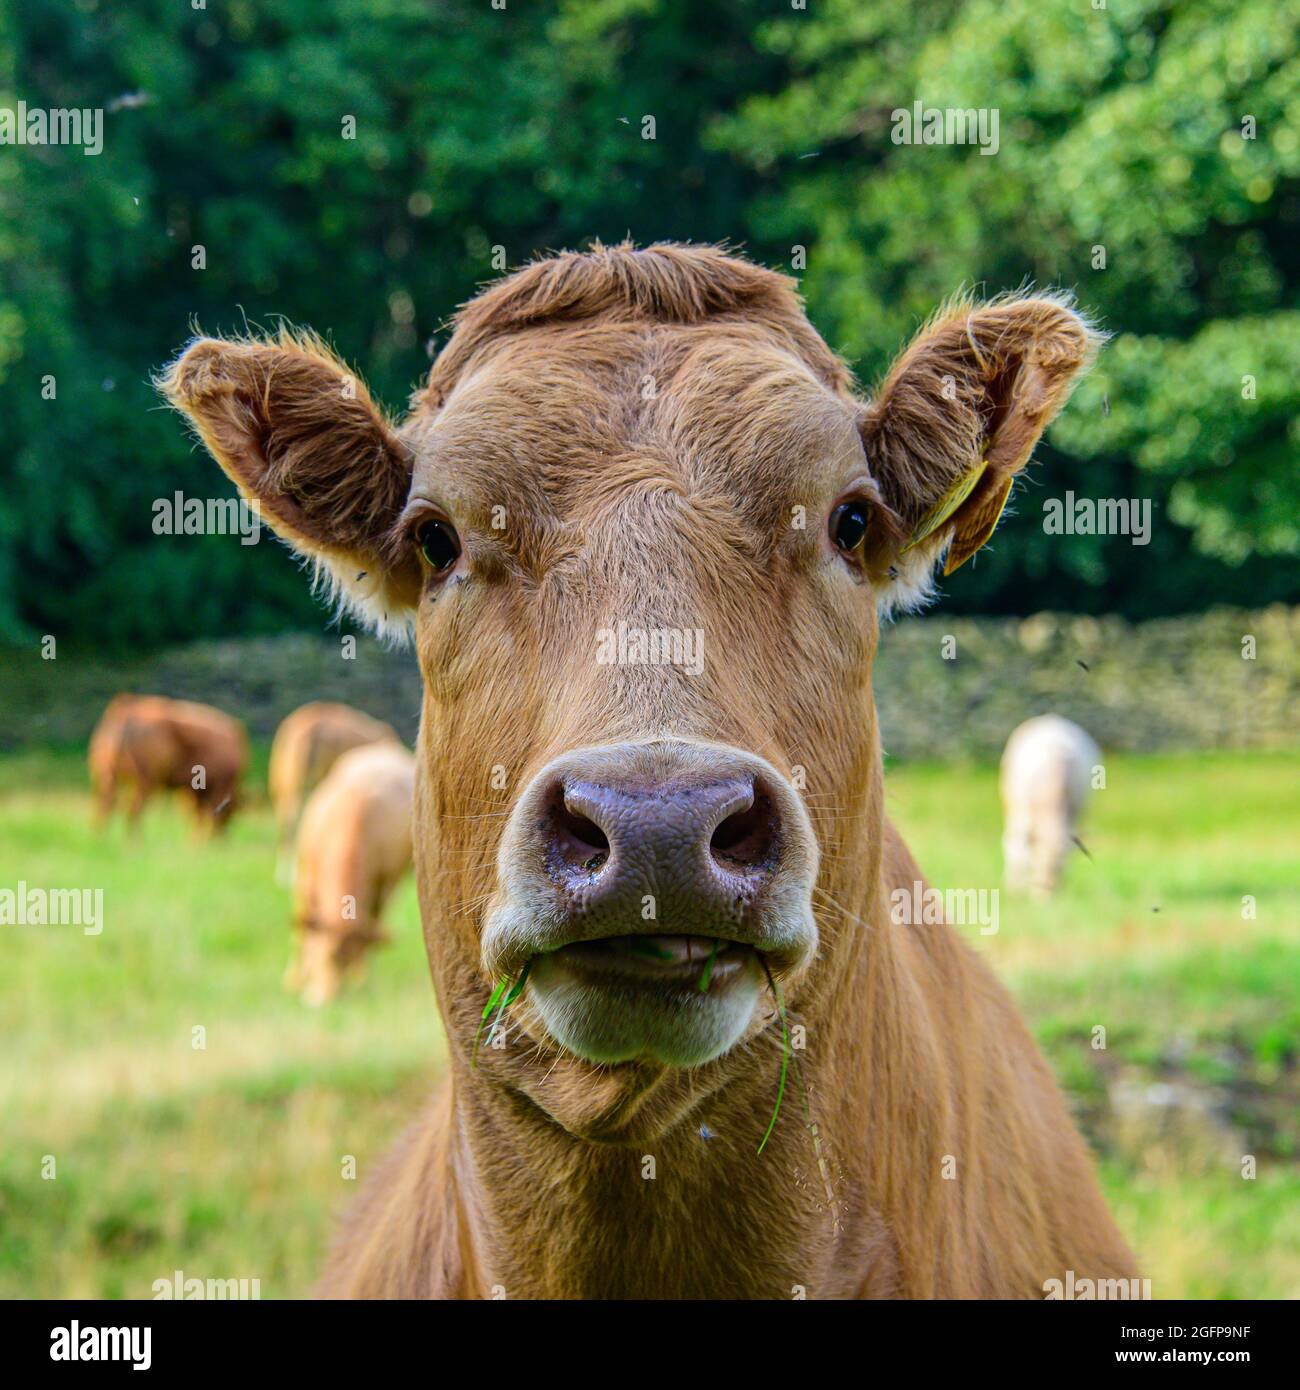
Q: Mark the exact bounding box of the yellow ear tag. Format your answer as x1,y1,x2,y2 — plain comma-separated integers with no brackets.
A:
943,473,1013,575
900,457,989,555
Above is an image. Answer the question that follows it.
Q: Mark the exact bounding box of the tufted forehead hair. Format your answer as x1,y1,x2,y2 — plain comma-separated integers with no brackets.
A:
416,241,856,411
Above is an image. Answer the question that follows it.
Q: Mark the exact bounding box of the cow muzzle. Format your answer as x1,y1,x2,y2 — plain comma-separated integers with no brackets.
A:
481,740,819,1066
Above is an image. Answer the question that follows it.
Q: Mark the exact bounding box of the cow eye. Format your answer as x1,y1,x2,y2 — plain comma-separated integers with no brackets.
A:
830,500,870,554
416,518,460,574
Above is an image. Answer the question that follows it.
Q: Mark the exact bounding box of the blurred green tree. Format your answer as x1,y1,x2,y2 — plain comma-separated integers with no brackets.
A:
711,0,1300,614
0,0,778,648
0,0,1295,649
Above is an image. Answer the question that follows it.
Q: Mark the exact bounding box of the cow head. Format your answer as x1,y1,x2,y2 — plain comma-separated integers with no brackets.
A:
164,244,1099,1142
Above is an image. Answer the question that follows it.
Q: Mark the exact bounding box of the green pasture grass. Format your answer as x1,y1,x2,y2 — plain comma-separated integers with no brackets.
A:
0,746,1296,1297
0,757,436,1297
885,747,1300,1298
886,748,1299,1058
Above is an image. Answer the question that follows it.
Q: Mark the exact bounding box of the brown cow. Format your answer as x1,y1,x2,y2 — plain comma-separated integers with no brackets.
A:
269,701,398,874
89,694,247,835
164,242,1138,1298
286,739,415,1006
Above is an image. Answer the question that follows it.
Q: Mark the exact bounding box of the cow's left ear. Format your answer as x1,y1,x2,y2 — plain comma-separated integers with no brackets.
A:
860,293,1103,589
161,331,421,634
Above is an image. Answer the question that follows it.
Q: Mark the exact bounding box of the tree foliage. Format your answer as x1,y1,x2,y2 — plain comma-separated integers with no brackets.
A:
712,0,1300,612
0,0,1294,649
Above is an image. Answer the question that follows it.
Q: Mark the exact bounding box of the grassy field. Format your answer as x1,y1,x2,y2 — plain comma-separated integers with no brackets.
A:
1,745,1297,1299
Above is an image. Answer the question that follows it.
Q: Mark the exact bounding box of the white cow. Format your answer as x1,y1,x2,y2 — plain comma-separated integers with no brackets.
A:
1000,715,1100,897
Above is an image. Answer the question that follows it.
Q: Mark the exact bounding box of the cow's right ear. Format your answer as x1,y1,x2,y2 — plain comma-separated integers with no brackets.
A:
160,331,421,633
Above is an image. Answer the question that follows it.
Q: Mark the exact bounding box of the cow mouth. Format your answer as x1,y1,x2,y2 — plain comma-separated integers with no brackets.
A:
481,901,815,1066
547,934,753,988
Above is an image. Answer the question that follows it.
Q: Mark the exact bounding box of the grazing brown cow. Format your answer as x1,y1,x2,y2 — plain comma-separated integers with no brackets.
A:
287,739,415,1006
89,693,247,835
164,242,1138,1298
269,701,398,872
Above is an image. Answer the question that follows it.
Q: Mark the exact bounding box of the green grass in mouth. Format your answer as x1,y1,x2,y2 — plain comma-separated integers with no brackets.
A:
756,957,790,1155
629,938,676,960
473,958,533,1064
696,939,721,992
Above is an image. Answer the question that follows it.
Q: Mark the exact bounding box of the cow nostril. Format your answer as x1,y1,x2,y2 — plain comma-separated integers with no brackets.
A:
710,790,776,873
552,800,610,873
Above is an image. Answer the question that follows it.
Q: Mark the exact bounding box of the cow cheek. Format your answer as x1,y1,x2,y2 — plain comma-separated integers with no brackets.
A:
415,666,543,971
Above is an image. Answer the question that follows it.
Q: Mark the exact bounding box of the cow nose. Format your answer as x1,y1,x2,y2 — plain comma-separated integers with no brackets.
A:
484,741,819,1065
538,771,784,927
